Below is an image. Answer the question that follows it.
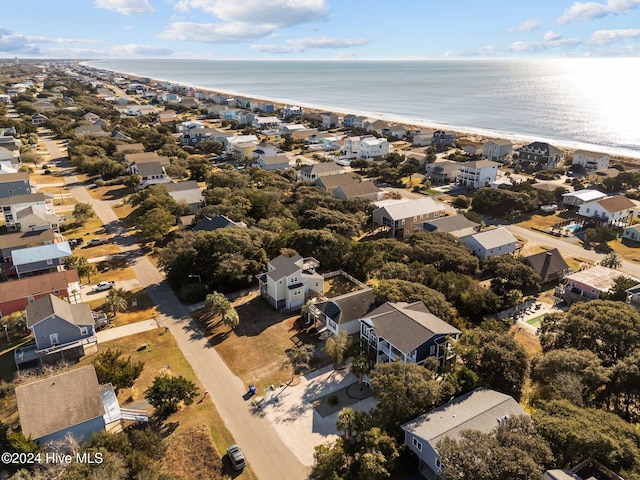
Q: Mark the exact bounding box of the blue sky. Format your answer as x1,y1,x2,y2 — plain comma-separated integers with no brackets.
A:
2,0,640,59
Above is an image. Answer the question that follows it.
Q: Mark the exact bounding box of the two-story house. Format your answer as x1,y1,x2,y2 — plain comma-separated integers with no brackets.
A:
561,189,608,208
578,195,638,226
372,197,447,238
357,137,393,159
321,112,339,130
517,142,564,169
0,172,35,198
14,294,97,369
359,301,461,366
402,388,526,480
425,160,461,185
1,193,55,230
311,288,375,335
257,254,324,311
482,140,513,162
572,150,610,171
524,248,569,284
562,265,636,304
130,161,171,189
10,241,72,278
456,160,500,188
298,162,346,182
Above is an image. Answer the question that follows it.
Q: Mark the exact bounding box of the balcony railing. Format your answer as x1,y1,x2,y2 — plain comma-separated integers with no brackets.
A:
15,335,97,365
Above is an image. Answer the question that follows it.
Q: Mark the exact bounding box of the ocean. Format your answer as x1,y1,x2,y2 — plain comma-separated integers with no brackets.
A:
85,58,640,158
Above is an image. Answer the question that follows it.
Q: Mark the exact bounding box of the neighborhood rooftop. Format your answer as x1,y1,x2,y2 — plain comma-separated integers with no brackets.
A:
26,293,95,328
564,265,638,292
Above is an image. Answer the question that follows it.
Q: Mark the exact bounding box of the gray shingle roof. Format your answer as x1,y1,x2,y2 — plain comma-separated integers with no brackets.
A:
266,254,303,281
316,288,375,325
26,293,95,328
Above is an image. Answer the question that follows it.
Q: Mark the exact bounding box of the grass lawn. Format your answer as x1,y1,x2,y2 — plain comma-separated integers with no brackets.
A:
193,293,329,391
113,201,137,225
324,274,362,298
61,216,106,240
607,239,640,263
88,184,130,202
516,213,563,231
510,324,542,358
87,288,158,328
78,330,257,479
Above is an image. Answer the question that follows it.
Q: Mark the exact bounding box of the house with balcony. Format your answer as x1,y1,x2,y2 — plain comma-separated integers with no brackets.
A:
357,137,393,159
516,142,564,169
10,241,71,278
482,140,513,162
130,161,171,189
252,116,282,133
359,301,461,366
572,150,609,171
562,265,636,304
431,131,456,151
298,162,346,182
372,197,447,239
15,365,147,445
456,160,500,188
461,227,517,261
256,254,324,311
0,269,80,318
1,193,55,230
321,112,339,130
402,388,526,480
15,294,97,369
124,151,170,170
425,160,460,185
623,224,640,243
0,172,35,198
224,135,259,154
310,287,375,336
578,195,638,226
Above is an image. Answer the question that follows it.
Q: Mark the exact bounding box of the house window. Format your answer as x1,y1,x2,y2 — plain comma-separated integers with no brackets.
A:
80,326,88,336
436,458,442,469
27,295,35,303
429,345,435,355
50,333,59,345
412,437,422,451
46,259,53,265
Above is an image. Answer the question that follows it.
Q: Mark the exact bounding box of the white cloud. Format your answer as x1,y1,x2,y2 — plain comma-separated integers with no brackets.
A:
543,30,562,41
108,44,174,56
251,36,368,54
94,0,155,15
557,0,640,24
589,28,640,44
166,0,329,43
510,19,541,32
0,26,100,55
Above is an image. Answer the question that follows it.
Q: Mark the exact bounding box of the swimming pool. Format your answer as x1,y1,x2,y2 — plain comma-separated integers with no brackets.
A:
565,224,581,232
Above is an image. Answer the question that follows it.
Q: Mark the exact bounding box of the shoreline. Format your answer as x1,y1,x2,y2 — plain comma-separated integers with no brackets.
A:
82,61,640,162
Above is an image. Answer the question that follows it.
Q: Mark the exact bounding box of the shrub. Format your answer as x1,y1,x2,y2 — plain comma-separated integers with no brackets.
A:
327,394,339,406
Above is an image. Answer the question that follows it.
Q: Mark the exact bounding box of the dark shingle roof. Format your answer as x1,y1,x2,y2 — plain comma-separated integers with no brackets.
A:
525,248,569,279
266,254,303,281
192,214,239,232
26,294,95,328
316,288,375,325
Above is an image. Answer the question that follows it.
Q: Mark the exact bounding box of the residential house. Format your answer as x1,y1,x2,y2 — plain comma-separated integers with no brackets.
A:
310,287,375,335
359,301,461,366
431,131,456,151
232,141,259,161
15,294,96,369
16,366,107,444
364,119,388,134
32,99,55,112
0,136,21,151
352,116,370,129
131,161,171,189
158,110,178,124
315,173,361,194
482,140,513,162
342,136,366,157
224,135,259,154
372,197,447,238
282,105,303,117
31,113,48,125
0,229,58,274
382,125,406,139
462,144,482,156
543,459,624,480
402,388,527,480
0,172,35,198
517,142,564,169
461,227,517,261
15,206,60,233
1,193,55,230
562,189,608,208
298,162,346,182
253,143,278,159
165,181,204,213
422,214,480,238
292,128,319,142
252,116,282,132
0,269,81,318
563,265,635,304
257,155,291,171
578,195,638,226
124,151,170,170
82,112,101,123
425,160,460,185
531,182,560,193
192,214,246,233
11,241,72,278
0,146,19,166
321,112,339,130
572,150,610,171
623,224,640,242
257,254,324,311
456,160,500,188
114,142,145,154
333,181,383,201
358,137,393,159
343,114,357,128
412,129,436,147
525,248,569,283
281,123,307,135
625,283,640,312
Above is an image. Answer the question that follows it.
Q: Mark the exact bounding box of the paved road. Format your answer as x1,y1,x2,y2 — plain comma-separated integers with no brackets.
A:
39,129,310,480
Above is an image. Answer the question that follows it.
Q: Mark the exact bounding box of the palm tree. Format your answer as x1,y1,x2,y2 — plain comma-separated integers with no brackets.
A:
205,292,230,319
336,407,356,441
282,344,314,382
350,356,370,391
222,307,240,330
104,288,128,317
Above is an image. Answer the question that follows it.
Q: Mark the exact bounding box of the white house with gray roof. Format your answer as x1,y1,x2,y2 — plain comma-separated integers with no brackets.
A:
311,287,375,335
572,150,609,171
298,162,346,181
257,254,324,311
461,227,517,261
402,388,526,480
561,189,608,208
372,197,447,239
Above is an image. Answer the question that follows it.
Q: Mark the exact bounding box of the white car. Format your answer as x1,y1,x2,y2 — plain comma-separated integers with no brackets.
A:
92,281,115,292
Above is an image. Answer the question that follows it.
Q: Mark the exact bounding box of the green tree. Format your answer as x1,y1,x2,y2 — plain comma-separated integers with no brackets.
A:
600,251,622,269
282,343,315,382
63,255,97,283
313,440,351,480
601,275,639,301
350,356,370,391
123,174,142,192
72,202,96,225
324,331,352,369
144,375,199,416
205,292,231,318
137,207,175,242
104,288,128,316
222,307,240,330
336,407,357,441
92,348,144,393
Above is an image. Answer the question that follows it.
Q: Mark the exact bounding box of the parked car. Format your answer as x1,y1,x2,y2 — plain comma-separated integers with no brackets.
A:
86,238,108,247
226,445,247,470
91,281,115,292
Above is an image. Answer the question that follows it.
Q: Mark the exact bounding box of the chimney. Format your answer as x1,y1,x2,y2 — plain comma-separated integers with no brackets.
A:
544,251,553,265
